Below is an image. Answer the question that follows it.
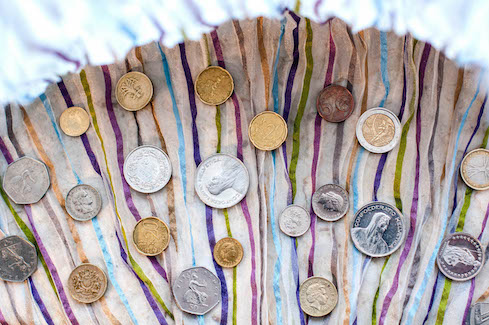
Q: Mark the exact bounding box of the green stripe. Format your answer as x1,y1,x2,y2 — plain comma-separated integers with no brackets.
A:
372,257,390,324
216,105,222,154
482,124,489,148
436,280,452,324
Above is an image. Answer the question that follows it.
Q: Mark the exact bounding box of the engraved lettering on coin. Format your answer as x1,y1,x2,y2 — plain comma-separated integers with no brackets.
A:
68,264,107,303
312,184,349,221
351,202,405,257
316,85,354,122
173,267,221,315
461,148,489,190
279,205,310,237
356,108,401,153
65,184,102,221
3,157,50,204
470,302,489,325
59,106,90,137
195,66,234,105
133,217,170,256
123,145,172,193
195,154,249,209
437,233,484,281
213,237,243,268
299,276,338,317
116,71,153,111
248,111,288,151
0,236,37,282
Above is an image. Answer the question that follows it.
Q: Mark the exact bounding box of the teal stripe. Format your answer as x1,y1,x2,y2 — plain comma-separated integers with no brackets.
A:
379,31,390,107
272,18,286,114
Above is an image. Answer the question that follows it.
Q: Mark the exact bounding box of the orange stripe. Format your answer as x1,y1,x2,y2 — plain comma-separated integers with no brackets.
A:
257,17,271,109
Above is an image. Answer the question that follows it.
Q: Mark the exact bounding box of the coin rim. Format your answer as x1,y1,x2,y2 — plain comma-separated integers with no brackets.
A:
59,106,90,137
0,235,38,282
68,263,108,303
299,276,338,317
123,145,172,194
279,204,311,237
115,71,153,111
312,184,350,222
195,66,234,105
436,232,485,281
248,111,288,151
194,153,250,209
355,107,401,153
65,184,102,221
350,201,406,258
132,217,170,256
213,237,244,268
316,85,354,123
460,148,489,190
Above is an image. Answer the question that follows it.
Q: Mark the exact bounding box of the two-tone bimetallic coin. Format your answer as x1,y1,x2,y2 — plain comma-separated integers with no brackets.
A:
59,106,90,136
279,205,310,237
316,85,354,122
116,71,153,111
299,276,338,317
469,302,489,325
312,184,349,221
195,66,234,105
248,111,288,151
437,232,484,281
356,108,401,153
351,202,405,257
195,154,249,209
173,266,221,315
0,236,37,282
132,217,170,256
213,237,243,268
123,145,172,193
65,184,102,221
461,148,489,191
68,264,107,303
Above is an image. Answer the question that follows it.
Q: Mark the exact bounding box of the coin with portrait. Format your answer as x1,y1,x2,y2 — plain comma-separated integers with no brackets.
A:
279,205,310,237
213,237,243,268
299,276,338,317
65,184,102,221
356,108,401,153
133,217,170,256
59,106,90,136
469,302,489,325
68,264,107,304
0,235,37,282
460,148,489,190
116,71,153,111
312,184,349,221
316,85,354,122
248,111,288,151
195,66,234,105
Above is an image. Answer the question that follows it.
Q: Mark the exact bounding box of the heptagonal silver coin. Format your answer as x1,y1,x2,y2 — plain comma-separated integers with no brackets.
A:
279,205,310,237
0,235,37,282
65,184,102,221
312,184,349,221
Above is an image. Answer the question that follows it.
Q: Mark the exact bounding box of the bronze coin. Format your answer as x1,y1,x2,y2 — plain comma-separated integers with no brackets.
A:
213,237,243,268
316,85,354,122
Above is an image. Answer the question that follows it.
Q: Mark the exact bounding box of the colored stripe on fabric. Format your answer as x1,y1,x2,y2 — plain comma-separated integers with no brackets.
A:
28,278,54,325
257,17,271,109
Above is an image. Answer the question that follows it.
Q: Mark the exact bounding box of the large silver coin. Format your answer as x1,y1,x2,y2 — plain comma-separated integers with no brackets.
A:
351,202,405,257
3,157,50,204
195,154,249,209
437,232,484,281
312,184,349,221
461,148,489,191
173,266,221,315
0,235,37,282
356,108,401,154
65,184,102,221
123,145,172,193
299,276,338,317
469,302,489,325
279,205,310,237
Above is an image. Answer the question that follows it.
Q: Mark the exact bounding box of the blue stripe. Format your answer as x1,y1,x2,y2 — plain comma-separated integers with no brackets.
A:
379,31,390,108
272,18,286,114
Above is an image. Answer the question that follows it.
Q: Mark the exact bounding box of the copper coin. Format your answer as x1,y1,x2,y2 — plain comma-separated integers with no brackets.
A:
316,85,354,122
213,237,243,268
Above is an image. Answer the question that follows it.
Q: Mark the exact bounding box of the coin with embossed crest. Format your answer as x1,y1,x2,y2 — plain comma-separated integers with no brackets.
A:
195,66,234,105
68,264,107,303
299,276,338,317
123,145,172,193
0,236,37,282
173,266,221,315
59,106,90,136
279,205,310,237
249,111,288,151
3,156,50,204
116,71,153,111
461,148,489,191
65,184,102,221
356,108,401,153
195,154,249,209
213,237,243,268
312,184,349,221
133,217,170,256
316,85,354,122
469,302,489,325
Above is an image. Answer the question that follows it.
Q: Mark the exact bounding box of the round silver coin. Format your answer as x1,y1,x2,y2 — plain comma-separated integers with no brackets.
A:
469,302,489,325
460,148,489,191
279,205,310,237
0,235,37,282
312,184,349,221
123,145,172,193
3,157,50,204
299,276,338,317
436,232,484,281
195,154,249,209
351,202,405,257
355,107,401,154
173,266,221,315
65,184,102,221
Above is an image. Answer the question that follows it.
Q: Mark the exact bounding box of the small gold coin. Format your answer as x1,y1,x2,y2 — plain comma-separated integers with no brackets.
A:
213,237,243,268
299,276,338,317
132,217,170,256
59,107,90,136
116,71,153,111
461,148,489,190
195,66,234,105
248,111,288,151
68,264,107,304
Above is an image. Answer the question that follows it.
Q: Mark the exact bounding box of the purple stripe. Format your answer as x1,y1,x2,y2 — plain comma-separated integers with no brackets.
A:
5,105,24,156
29,278,54,325
0,137,13,163
0,305,6,325
423,275,439,324
323,26,336,88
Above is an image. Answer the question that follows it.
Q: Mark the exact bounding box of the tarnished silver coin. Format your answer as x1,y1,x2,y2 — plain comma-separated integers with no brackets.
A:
351,202,405,257
173,266,221,315
123,145,172,193
469,302,489,325
299,276,338,317
0,235,37,282
461,148,489,191
65,184,102,221
195,154,249,209
3,157,50,204
356,108,401,154
312,184,349,221
437,232,484,281
279,205,310,237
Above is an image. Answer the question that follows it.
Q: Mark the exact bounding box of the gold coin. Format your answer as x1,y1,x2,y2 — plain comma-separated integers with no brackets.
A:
68,264,107,304
299,276,338,317
59,106,90,136
461,148,489,190
132,217,170,256
116,71,153,111
195,66,234,105
248,111,288,151
213,237,243,268
362,113,396,147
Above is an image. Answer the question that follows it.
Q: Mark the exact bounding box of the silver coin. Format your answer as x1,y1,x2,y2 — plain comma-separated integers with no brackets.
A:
460,148,489,191
173,266,221,315
312,184,349,221
123,145,172,193
351,202,405,257
355,108,401,154
65,184,102,221
469,302,489,325
3,157,50,204
0,235,37,282
195,154,249,209
299,276,338,317
279,205,310,237
437,232,484,281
